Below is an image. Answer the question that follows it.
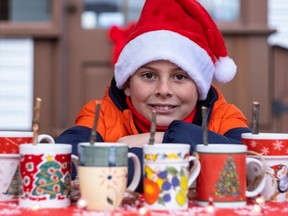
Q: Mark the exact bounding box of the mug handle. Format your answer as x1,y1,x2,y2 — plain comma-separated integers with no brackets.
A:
38,134,55,144
71,155,79,175
188,153,201,186
246,157,266,197
126,152,141,191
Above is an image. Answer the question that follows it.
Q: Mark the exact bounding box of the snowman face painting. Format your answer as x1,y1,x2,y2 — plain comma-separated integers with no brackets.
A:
276,165,288,193
264,163,288,202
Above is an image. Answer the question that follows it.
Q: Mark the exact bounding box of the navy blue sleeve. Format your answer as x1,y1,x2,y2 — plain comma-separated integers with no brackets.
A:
163,120,251,154
55,126,104,180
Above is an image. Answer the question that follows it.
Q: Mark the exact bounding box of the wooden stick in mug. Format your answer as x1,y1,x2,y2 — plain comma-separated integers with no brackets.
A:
148,110,157,145
202,106,208,145
90,102,101,145
32,97,42,145
252,101,260,134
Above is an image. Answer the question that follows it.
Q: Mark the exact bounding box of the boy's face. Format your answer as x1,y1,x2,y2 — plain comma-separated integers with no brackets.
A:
124,60,198,127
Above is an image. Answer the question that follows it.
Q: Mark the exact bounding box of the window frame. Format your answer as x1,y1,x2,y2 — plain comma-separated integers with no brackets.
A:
0,0,61,38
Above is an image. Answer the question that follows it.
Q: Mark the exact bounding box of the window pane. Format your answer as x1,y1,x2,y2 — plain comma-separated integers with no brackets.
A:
126,0,145,22
81,0,145,29
0,38,34,130
82,0,122,29
10,0,50,21
268,0,288,47
0,0,50,22
198,0,240,22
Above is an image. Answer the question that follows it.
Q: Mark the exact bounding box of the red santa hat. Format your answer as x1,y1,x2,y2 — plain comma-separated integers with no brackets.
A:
269,164,287,177
114,0,237,100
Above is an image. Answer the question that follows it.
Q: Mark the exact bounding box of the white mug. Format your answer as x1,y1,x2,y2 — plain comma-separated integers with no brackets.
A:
76,142,141,211
19,143,76,208
143,143,200,210
250,155,288,202
0,131,54,201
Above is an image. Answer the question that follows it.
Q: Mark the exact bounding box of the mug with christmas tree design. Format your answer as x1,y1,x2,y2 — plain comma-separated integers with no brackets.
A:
18,143,77,208
195,144,266,208
0,131,55,201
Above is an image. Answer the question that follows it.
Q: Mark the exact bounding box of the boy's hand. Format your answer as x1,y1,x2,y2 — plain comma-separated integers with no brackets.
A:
117,132,164,148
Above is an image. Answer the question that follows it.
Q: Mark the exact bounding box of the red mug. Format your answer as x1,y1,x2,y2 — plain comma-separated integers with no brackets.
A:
195,144,266,208
0,131,54,154
242,133,288,156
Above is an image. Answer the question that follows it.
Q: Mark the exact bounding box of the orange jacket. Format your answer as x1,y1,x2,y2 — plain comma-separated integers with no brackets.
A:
75,80,249,143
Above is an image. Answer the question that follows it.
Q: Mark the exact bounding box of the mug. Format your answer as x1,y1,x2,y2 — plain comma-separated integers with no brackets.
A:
250,155,288,202
242,133,288,156
143,144,200,210
0,131,55,154
195,144,266,208
19,143,76,208
0,154,19,201
0,131,54,202
77,142,141,211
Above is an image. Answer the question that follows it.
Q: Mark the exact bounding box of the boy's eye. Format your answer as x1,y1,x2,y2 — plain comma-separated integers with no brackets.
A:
174,74,188,80
142,72,155,79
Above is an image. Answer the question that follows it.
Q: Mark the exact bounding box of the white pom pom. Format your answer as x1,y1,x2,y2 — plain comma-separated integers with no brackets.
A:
214,57,237,83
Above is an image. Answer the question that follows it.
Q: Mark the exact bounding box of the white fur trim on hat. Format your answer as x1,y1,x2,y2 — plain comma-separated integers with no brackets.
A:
115,30,214,100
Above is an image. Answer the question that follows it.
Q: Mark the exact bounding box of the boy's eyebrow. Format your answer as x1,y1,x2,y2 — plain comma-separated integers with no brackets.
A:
139,64,164,70
139,64,183,71
139,65,154,70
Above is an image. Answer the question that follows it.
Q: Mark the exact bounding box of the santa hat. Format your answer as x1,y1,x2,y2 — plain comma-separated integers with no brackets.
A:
269,164,286,177
109,23,136,65
114,0,237,100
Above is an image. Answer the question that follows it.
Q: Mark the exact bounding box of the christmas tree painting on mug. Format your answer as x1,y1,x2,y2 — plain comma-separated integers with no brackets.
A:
19,143,77,208
195,144,267,208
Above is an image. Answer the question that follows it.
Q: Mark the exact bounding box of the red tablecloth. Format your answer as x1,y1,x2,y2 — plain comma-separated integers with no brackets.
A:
0,200,287,216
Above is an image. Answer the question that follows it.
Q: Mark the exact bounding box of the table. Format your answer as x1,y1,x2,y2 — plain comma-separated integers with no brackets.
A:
0,200,287,216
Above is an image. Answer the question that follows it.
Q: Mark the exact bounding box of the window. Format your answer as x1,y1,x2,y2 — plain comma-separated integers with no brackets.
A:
0,0,51,22
195,0,240,22
81,0,145,29
0,0,59,131
0,38,34,130
268,0,288,47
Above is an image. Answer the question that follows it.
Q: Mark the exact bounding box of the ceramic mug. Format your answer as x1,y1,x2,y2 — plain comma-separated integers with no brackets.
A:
249,155,288,202
195,144,266,208
242,133,288,202
77,142,141,211
0,131,55,154
19,143,76,208
241,133,288,156
0,154,19,201
143,144,200,210
0,132,54,202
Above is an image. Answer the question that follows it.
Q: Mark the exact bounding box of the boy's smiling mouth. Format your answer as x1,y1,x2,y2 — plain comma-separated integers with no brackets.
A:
150,104,177,112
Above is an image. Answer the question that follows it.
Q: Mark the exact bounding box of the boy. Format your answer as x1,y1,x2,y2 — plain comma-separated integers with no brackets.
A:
56,0,251,191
